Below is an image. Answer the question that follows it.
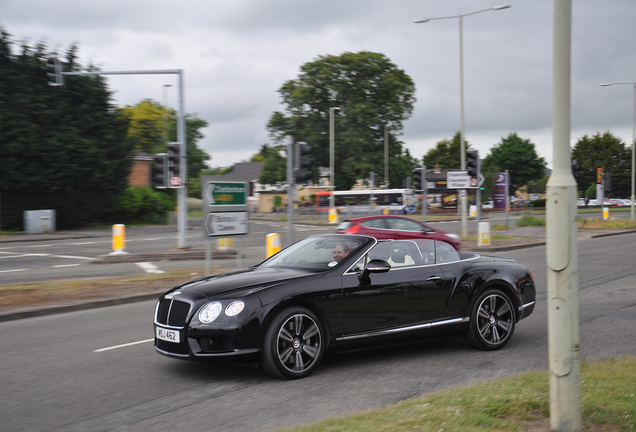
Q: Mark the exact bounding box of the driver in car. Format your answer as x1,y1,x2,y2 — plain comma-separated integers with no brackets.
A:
332,242,350,262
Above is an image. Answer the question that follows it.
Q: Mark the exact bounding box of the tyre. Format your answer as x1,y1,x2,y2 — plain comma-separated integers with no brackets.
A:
261,306,325,379
466,289,516,350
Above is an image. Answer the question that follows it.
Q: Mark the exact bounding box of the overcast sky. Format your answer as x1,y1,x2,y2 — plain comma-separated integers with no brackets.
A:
2,0,636,169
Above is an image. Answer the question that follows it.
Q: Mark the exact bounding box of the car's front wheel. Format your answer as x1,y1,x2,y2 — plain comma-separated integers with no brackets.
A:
466,289,516,350
261,306,325,379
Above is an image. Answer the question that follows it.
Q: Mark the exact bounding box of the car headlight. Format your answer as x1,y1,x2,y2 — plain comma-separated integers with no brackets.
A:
199,301,222,323
225,300,245,317
446,233,461,242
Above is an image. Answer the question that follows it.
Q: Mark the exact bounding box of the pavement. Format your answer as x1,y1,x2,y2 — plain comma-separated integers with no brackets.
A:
1,219,634,322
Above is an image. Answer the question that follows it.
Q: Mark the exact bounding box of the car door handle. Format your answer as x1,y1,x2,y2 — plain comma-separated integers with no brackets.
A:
427,276,442,281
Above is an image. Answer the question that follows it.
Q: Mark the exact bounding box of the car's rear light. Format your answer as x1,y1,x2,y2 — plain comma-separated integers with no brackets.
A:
347,224,360,234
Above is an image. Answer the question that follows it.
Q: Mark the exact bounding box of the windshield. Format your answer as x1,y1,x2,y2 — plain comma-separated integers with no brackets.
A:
259,235,368,271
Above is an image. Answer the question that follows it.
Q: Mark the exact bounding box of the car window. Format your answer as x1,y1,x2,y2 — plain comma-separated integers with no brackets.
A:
435,241,460,264
385,218,422,232
367,240,419,268
409,239,436,264
260,236,366,270
361,219,387,229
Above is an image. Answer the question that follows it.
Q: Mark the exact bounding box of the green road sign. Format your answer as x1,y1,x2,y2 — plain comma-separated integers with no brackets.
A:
203,180,247,210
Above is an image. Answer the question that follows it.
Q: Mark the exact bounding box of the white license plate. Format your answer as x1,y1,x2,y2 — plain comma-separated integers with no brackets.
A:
156,326,180,343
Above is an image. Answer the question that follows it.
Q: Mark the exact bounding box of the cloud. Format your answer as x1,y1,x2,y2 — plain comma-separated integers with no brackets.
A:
2,0,635,169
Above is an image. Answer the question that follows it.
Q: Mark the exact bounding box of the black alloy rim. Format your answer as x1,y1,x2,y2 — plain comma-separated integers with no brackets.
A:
276,313,322,373
476,294,513,345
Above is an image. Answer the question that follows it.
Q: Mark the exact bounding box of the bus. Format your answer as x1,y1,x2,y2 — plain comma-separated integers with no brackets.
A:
315,189,416,215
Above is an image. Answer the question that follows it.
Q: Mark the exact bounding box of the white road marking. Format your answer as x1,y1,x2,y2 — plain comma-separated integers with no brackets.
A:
51,254,93,260
136,262,165,274
53,264,81,268
0,268,26,273
27,244,53,248
94,339,154,353
0,253,47,259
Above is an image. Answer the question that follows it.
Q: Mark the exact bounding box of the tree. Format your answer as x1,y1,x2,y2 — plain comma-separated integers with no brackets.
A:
0,28,133,229
482,132,547,195
121,99,165,154
422,131,470,170
267,51,416,190
254,145,287,185
571,131,631,197
120,99,211,182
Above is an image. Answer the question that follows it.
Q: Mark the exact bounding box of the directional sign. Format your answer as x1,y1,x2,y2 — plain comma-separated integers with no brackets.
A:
447,171,470,189
204,211,249,237
203,180,248,211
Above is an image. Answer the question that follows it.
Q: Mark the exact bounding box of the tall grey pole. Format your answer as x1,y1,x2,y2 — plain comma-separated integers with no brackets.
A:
458,15,468,238
62,69,188,249
632,84,635,220
547,1,581,430
505,169,510,227
599,82,636,220
329,107,339,208
422,165,427,223
176,70,188,249
384,127,389,188
415,5,511,238
287,137,294,245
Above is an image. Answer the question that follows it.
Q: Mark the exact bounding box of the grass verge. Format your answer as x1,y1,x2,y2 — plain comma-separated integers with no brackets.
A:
278,356,636,432
0,268,209,312
579,217,636,230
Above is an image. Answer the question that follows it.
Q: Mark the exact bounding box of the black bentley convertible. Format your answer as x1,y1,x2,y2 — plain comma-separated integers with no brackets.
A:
154,234,536,379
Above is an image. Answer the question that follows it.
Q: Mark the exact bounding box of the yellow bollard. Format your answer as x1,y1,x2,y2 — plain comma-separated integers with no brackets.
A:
328,208,339,224
217,237,234,250
478,221,491,247
602,207,609,219
110,224,127,254
266,233,281,258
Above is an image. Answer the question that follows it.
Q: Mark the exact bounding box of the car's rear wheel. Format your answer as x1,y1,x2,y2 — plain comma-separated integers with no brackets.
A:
466,289,516,350
261,306,325,379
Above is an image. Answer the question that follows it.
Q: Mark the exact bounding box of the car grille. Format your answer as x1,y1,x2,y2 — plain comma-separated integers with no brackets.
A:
197,337,235,353
156,298,191,327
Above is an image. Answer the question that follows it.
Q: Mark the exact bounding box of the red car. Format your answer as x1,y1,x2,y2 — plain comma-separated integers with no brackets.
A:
336,215,461,250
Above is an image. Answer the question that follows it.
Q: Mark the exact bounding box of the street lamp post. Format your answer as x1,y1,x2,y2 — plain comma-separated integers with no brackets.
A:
415,4,510,238
329,107,340,209
600,82,636,221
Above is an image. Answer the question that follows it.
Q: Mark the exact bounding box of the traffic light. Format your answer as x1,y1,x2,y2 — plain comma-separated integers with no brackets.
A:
294,142,313,183
413,167,422,190
168,142,182,181
467,150,479,178
46,57,64,86
153,153,168,188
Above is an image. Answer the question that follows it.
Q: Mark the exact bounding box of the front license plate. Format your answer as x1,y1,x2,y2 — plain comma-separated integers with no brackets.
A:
156,326,180,343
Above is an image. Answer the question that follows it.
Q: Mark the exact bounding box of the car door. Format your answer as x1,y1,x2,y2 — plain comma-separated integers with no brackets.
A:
339,240,448,337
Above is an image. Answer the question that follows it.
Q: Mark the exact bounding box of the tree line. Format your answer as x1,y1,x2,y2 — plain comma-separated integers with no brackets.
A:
252,51,633,202
0,27,210,230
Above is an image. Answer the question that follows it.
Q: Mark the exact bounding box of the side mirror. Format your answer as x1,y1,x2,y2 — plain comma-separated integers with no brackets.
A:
359,259,391,283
